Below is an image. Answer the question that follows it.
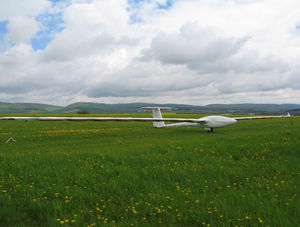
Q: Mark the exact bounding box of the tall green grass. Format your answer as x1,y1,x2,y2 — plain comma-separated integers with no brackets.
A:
0,115,299,226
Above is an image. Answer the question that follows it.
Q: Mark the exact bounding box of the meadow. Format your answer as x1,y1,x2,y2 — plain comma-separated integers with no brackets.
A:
0,114,299,226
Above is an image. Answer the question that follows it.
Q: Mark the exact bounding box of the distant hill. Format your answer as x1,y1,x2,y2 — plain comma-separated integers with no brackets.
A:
0,102,299,115
0,102,62,114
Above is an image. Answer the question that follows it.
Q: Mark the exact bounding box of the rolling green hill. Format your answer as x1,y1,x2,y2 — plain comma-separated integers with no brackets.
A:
0,102,62,114
0,102,299,115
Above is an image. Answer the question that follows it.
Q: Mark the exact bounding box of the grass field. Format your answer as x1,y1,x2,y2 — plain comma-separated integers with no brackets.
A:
0,114,299,226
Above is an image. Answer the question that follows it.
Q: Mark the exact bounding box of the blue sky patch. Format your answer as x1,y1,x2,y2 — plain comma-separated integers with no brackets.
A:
129,13,144,24
0,20,8,42
129,0,146,5
31,12,65,51
157,0,174,10
128,0,175,24
129,0,174,9
31,34,53,51
48,0,69,4
37,0,70,50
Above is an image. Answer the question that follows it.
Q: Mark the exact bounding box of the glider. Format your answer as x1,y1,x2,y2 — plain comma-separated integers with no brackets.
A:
0,107,291,133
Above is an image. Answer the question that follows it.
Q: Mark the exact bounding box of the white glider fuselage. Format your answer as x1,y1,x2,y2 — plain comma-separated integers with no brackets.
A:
200,116,237,128
159,115,237,131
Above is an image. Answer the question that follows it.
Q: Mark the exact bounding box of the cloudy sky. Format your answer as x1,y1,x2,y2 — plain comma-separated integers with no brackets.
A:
0,0,299,106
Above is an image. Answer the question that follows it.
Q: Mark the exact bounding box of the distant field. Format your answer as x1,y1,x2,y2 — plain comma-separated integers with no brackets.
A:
0,114,299,226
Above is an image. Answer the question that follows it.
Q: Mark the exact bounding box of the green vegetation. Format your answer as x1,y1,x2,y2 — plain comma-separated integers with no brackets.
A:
1,102,300,114
0,102,62,114
0,114,299,226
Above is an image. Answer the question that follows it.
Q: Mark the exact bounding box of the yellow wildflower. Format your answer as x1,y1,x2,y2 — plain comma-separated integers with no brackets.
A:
258,217,263,223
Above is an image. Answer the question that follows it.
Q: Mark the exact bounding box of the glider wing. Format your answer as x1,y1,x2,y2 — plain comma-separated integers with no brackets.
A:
0,116,206,123
234,113,291,121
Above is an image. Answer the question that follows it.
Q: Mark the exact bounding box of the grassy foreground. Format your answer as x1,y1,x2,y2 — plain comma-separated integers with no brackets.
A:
0,114,299,226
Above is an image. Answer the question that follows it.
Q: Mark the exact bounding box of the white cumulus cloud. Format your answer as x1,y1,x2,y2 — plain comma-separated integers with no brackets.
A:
0,0,300,105
0,0,50,21
5,16,40,44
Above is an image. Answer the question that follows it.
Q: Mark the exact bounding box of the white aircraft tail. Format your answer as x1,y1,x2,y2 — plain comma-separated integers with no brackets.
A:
142,107,171,128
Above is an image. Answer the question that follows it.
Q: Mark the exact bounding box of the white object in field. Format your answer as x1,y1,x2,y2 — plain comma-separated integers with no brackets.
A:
6,120,17,143
0,108,291,133
6,137,16,143
142,108,238,131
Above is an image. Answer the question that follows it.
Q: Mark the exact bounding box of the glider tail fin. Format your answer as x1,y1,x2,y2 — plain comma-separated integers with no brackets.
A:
142,107,171,128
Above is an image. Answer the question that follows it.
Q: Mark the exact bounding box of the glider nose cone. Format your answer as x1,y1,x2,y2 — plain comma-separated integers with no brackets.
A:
225,117,237,126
